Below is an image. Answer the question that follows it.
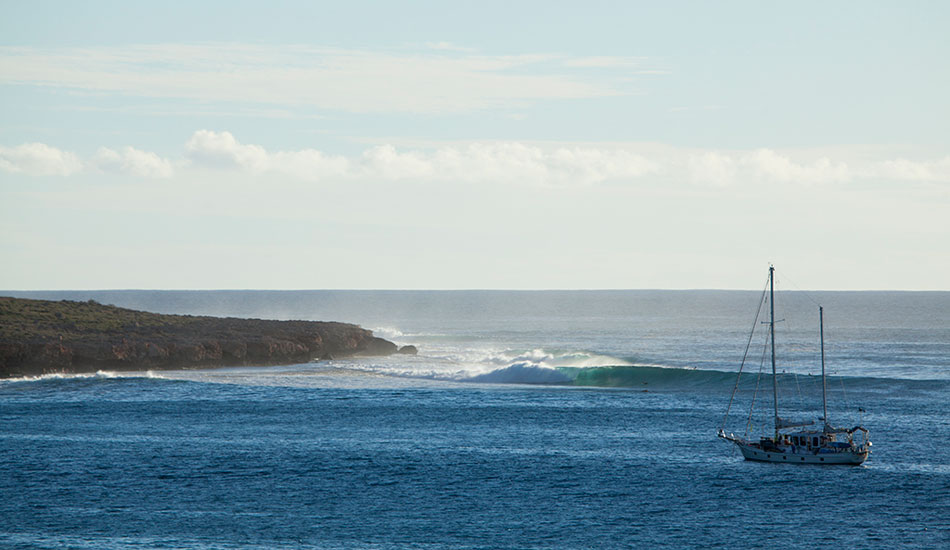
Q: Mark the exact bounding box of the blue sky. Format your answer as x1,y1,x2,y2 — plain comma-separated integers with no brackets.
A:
1,1,948,289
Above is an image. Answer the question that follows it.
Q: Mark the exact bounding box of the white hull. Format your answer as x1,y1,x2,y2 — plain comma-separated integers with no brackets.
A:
734,440,868,465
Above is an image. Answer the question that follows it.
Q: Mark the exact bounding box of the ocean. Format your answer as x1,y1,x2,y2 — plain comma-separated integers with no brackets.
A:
1,289,948,549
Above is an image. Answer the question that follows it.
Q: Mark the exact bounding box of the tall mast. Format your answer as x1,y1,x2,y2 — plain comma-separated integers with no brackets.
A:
820,306,828,427
770,265,779,440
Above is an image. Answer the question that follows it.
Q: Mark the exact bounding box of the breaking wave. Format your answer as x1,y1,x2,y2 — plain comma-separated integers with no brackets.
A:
5,345,945,395
0,370,126,384
561,365,734,389
0,370,171,387
464,363,574,385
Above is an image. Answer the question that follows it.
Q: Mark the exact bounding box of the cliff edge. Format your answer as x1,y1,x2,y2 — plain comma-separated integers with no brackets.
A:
0,297,401,378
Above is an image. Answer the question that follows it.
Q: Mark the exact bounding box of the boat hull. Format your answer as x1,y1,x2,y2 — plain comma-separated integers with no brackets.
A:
735,441,868,465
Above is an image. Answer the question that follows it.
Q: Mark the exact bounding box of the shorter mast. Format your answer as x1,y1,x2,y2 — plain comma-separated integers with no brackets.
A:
820,306,828,427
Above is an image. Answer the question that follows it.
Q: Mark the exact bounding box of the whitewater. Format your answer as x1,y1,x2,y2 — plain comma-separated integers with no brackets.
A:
2,289,948,548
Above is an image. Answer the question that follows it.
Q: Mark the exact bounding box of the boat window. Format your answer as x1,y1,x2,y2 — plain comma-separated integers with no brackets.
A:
813,437,819,447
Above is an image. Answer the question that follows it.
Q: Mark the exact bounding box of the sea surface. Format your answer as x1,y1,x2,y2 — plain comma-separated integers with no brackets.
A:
2,289,948,549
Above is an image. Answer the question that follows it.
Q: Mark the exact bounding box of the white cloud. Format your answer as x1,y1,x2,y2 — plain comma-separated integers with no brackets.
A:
434,142,550,184
538,146,658,185
0,142,83,176
688,149,851,186
271,149,350,180
688,152,736,186
425,142,657,186
0,142,171,179
184,130,269,172
872,157,950,183
92,146,174,178
181,131,657,186
742,149,850,185
365,142,659,186
0,44,632,114
361,145,434,180
184,130,348,180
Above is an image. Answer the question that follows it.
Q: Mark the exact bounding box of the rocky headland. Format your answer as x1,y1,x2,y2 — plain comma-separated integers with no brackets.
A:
0,297,413,378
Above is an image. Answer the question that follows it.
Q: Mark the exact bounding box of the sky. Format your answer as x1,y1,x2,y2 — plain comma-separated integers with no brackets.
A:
1,1,948,290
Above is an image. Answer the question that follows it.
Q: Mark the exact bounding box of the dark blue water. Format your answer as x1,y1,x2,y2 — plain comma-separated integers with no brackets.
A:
2,290,949,548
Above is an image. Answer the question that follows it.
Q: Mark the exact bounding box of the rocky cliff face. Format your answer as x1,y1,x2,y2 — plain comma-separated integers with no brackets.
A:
0,297,402,378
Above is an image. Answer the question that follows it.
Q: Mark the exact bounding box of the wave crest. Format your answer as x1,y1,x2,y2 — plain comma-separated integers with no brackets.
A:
463,362,573,385
0,370,124,384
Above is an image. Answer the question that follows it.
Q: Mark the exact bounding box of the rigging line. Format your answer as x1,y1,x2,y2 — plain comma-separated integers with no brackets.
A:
772,270,807,414
745,328,771,437
722,275,770,431
809,371,823,417
777,269,822,308
793,371,805,410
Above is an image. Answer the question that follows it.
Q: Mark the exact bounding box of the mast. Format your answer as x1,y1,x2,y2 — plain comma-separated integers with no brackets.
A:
769,265,779,440
820,306,828,427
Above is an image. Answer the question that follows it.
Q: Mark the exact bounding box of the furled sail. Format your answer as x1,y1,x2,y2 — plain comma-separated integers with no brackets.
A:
776,417,814,429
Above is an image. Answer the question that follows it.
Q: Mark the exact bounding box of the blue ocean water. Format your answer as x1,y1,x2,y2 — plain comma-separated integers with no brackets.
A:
2,290,949,548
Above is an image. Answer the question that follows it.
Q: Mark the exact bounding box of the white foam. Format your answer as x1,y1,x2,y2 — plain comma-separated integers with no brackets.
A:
321,346,631,386
546,352,633,368
1,370,130,384
367,325,445,345
369,326,404,339
0,346,630,390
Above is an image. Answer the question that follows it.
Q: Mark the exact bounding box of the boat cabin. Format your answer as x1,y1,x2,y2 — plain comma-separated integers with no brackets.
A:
783,432,828,449
775,425,869,453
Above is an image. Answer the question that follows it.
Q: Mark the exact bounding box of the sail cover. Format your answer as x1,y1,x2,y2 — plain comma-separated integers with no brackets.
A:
776,417,815,429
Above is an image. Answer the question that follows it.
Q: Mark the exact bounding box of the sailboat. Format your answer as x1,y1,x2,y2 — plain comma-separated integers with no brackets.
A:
718,266,871,465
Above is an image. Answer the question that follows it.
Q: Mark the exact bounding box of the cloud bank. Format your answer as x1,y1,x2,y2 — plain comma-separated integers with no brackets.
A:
3,131,949,188
184,131,658,185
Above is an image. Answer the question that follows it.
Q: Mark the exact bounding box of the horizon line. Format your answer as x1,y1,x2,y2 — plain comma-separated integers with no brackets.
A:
3,288,947,293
